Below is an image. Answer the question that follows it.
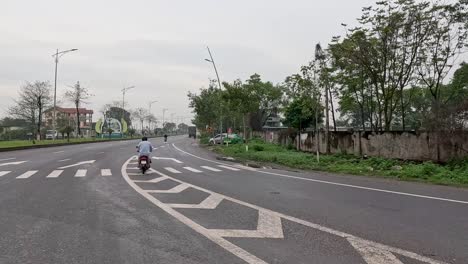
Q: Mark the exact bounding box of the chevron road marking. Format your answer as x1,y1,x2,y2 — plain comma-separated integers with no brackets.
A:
168,193,224,209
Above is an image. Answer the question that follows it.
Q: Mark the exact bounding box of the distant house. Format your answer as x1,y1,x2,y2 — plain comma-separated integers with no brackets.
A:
43,107,94,137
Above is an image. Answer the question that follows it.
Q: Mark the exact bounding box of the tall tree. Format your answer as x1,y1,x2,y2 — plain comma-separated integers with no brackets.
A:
9,81,52,140
64,81,92,137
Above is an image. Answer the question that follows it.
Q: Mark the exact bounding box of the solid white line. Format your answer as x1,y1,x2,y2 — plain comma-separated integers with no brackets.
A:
46,170,64,178
0,158,15,162
53,151,65,154
121,159,267,264
183,167,202,173
16,170,38,179
164,167,181,174
218,165,240,171
101,169,112,176
0,171,11,177
172,143,468,205
201,166,222,172
75,169,87,177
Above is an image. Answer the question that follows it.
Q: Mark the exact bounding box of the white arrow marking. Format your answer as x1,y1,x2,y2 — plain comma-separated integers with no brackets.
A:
0,161,27,167
210,210,284,239
152,157,183,164
58,160,95,169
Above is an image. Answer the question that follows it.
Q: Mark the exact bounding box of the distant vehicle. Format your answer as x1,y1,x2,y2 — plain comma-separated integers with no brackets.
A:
188,126,197,138
45,130,58,140
209,133,242,145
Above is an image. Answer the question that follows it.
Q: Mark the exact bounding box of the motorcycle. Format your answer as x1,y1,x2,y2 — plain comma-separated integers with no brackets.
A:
138,155,150,174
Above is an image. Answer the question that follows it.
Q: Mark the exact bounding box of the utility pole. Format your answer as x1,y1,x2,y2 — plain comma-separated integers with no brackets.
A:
162,108,168,132
205,46,223,134
148,100,158,132
121,86,135,137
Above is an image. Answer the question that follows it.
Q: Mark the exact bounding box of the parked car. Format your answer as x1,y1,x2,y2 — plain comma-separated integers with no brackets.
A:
209,133,242,145
45,130,58,140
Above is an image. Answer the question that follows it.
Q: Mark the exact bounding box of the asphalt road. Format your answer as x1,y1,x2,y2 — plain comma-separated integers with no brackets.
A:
1,136,467,264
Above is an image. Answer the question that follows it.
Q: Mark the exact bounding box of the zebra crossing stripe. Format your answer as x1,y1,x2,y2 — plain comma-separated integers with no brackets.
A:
101,169,112,176
0,171,11,177
16,170,38,179
201,166,222,172
183,167,202,173
75,169,87,177
217,165,240,171
164,167,181,174
46,170,64,178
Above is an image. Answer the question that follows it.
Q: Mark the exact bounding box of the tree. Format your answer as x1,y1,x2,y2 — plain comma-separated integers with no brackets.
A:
177,123,189,134
132,108,148,134
9,81,52,140
128,128,136,137
163,122,177,133
188,81,225,131
64,81,92,137
283,96,323,131
59,125,74,142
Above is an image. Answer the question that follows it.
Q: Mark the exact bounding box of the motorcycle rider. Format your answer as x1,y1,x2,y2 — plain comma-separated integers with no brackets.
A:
164,134,168,143
137,137,153,165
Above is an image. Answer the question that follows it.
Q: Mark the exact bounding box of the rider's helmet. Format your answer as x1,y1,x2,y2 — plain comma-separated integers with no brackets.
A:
142,137,148,141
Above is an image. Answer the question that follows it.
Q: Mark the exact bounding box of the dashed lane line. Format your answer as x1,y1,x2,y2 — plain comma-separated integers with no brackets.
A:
172,143,468,205
183,167,203,173
53,151,65,154
58,159,71,162
0,171,11,177
217,165,240,171
75,169,87,177
121,157,447,264
16,170,38,179
46,170,64,178
101,169,112,176
164,167,181,174
201,166,222,172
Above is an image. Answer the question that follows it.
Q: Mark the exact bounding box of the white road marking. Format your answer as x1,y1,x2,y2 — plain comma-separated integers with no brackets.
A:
0,161,28,167
101,169,112,176
58,159,71,162
46,170,64,178
0,171,11,177
120,160,267,264
123,159,447,264
128,162,138,165
164,167,181,174
348,237,404,264
146,183,190,193
127,167,140,170
172,143,468,205
234,164,258,171
183,167,202,173
97,152,105,154
168,193,224,209
217,165,240,171
153,157,183,163
58,160,95,169
16,170,38,179
0,158,15,162
53,151,65,154
201,166,222,172
134,176,168,183
210,210,284,239
75,169,87,177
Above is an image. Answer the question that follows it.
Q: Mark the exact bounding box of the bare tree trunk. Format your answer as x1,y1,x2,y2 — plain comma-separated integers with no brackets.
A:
75,103,81,137
329,89,336,132
242,114,246,142
325,86,330,154
37,96,43,140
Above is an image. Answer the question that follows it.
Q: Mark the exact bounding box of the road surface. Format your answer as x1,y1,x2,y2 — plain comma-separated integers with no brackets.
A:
0,136,467,264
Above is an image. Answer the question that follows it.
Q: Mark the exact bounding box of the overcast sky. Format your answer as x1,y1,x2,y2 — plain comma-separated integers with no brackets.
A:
0,0,378,124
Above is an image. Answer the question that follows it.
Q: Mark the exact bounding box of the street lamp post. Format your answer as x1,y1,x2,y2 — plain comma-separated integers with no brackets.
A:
52,48,78,139
205,46,223,135
162,108,169,132
121,86,135,136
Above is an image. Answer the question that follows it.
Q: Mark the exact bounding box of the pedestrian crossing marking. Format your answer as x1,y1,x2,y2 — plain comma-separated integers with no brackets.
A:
183,167,202,173
201,166,222,172
164,167,181,174
16,170,38,179
46,170,64,178
101,169,112,176
217,165,240,171
0,171,11,177
75,169,87,177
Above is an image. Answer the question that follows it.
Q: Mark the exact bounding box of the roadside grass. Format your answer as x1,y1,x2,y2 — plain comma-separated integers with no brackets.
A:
211,140,468,187
0,137,137,149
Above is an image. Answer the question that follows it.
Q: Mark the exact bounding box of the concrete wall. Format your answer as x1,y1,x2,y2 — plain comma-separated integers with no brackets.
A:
264,130,468,162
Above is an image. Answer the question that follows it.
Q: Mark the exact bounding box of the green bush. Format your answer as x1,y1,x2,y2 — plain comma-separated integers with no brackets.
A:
252,145,265,151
